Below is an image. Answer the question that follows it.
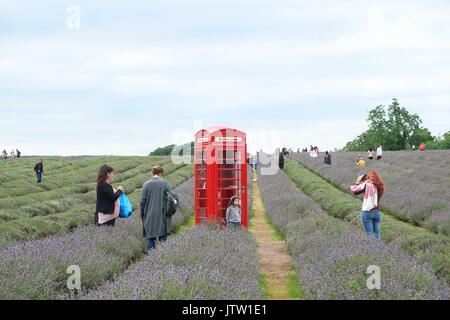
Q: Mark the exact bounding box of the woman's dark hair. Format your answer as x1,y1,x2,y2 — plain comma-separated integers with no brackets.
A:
97,165,114,184
228,196,240,208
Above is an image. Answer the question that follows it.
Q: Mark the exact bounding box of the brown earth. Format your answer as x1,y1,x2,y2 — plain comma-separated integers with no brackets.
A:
250,170,298,300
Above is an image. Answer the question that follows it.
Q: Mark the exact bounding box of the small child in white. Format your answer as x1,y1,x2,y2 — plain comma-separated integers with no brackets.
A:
226,196,242,229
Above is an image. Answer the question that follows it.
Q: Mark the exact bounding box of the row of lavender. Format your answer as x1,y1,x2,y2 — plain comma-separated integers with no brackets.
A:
0,178,194,300
290,151,450,236
258,170,449,299
82,167,261,300
83,224,262,300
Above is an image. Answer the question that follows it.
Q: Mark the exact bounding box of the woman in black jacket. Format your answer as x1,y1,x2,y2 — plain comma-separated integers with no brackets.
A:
95,165,123,226
279,152,285,170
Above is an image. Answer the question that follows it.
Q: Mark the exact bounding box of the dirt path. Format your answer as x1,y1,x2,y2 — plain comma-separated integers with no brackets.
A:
249,170,298,300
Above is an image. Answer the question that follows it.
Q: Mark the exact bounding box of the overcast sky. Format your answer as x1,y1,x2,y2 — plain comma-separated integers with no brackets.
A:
1,0,450,155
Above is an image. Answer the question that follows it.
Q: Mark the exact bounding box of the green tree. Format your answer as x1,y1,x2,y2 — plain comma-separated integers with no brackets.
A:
344,98,436,151
149,142,194,156
426,131,450,150
149,144,176,156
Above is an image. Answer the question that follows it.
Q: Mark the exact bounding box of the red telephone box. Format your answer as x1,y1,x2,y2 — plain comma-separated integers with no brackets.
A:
194,127,248,228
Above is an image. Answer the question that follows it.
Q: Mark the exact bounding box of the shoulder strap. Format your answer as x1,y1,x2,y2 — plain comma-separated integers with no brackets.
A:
164,180,170,192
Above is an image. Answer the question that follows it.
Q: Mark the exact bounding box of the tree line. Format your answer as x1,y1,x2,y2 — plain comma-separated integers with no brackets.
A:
343,98,450,151
149,141,195,156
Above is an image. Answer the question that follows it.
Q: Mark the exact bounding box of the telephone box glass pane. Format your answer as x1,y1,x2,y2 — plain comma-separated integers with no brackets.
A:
197,180,207,189
198,208,207,219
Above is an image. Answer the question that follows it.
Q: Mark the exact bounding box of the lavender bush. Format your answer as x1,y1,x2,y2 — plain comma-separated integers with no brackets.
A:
171,179,194,229
83,224,262,300
290,151,450,236
0,178,194,300
258,170,449,299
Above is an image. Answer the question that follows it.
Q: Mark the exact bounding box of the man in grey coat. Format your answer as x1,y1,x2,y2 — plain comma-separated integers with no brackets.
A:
140,166,172,253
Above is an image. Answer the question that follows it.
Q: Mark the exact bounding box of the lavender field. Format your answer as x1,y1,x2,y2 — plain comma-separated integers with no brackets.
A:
0,177,195,299
0,156,192,247
258,170,449,299
291,151,450,236
1,155,449,300
0,157,263,300
83,225,262,300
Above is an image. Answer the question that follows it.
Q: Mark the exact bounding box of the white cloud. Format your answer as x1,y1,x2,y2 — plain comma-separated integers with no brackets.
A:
1,0,450,155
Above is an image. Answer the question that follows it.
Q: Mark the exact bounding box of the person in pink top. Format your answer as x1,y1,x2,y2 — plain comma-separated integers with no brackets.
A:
350,171,385,239
419,142,426,151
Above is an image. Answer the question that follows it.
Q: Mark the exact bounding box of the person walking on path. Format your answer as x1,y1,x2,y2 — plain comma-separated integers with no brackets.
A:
140,166,173,253
350,172,385,240
226,196,242,230
324,151,332,165
376,145,383,160
34,160,44,183
279,151,285,170
252,154,259,171
95,165,123,227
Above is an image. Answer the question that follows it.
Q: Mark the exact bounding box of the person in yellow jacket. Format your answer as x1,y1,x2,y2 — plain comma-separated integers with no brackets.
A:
356,155,366,167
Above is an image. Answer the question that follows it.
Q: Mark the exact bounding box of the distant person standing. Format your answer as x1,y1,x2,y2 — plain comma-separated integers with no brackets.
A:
95,165,123,226
252,156,256,171
411,145,416,151
350,172,385,240
10,150,16,158
34,160,44,183
279,152,285,170
16,149,21,158
140,166,173,253
367,148,374,160
324,151,332,165
376,145,383,160
252,155,259,171
419,142,426,151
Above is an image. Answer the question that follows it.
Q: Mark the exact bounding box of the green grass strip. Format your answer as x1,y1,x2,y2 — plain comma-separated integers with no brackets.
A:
287,269,305,299
284,158,450,283
259,274,268,298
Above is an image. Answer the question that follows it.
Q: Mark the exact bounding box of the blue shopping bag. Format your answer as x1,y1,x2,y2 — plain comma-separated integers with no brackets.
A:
119,193,133,218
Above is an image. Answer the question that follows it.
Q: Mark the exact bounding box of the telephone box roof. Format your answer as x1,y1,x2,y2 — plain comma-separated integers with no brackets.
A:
195,127,246,137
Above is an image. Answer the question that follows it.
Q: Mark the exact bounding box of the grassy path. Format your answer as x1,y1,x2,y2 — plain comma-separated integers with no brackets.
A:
249,170,298,300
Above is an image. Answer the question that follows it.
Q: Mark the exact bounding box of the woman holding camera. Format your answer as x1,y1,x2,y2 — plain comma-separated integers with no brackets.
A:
350,172,385,239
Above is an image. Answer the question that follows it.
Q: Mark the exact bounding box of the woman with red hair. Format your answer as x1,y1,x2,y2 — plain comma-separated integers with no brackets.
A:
350,171,385,239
